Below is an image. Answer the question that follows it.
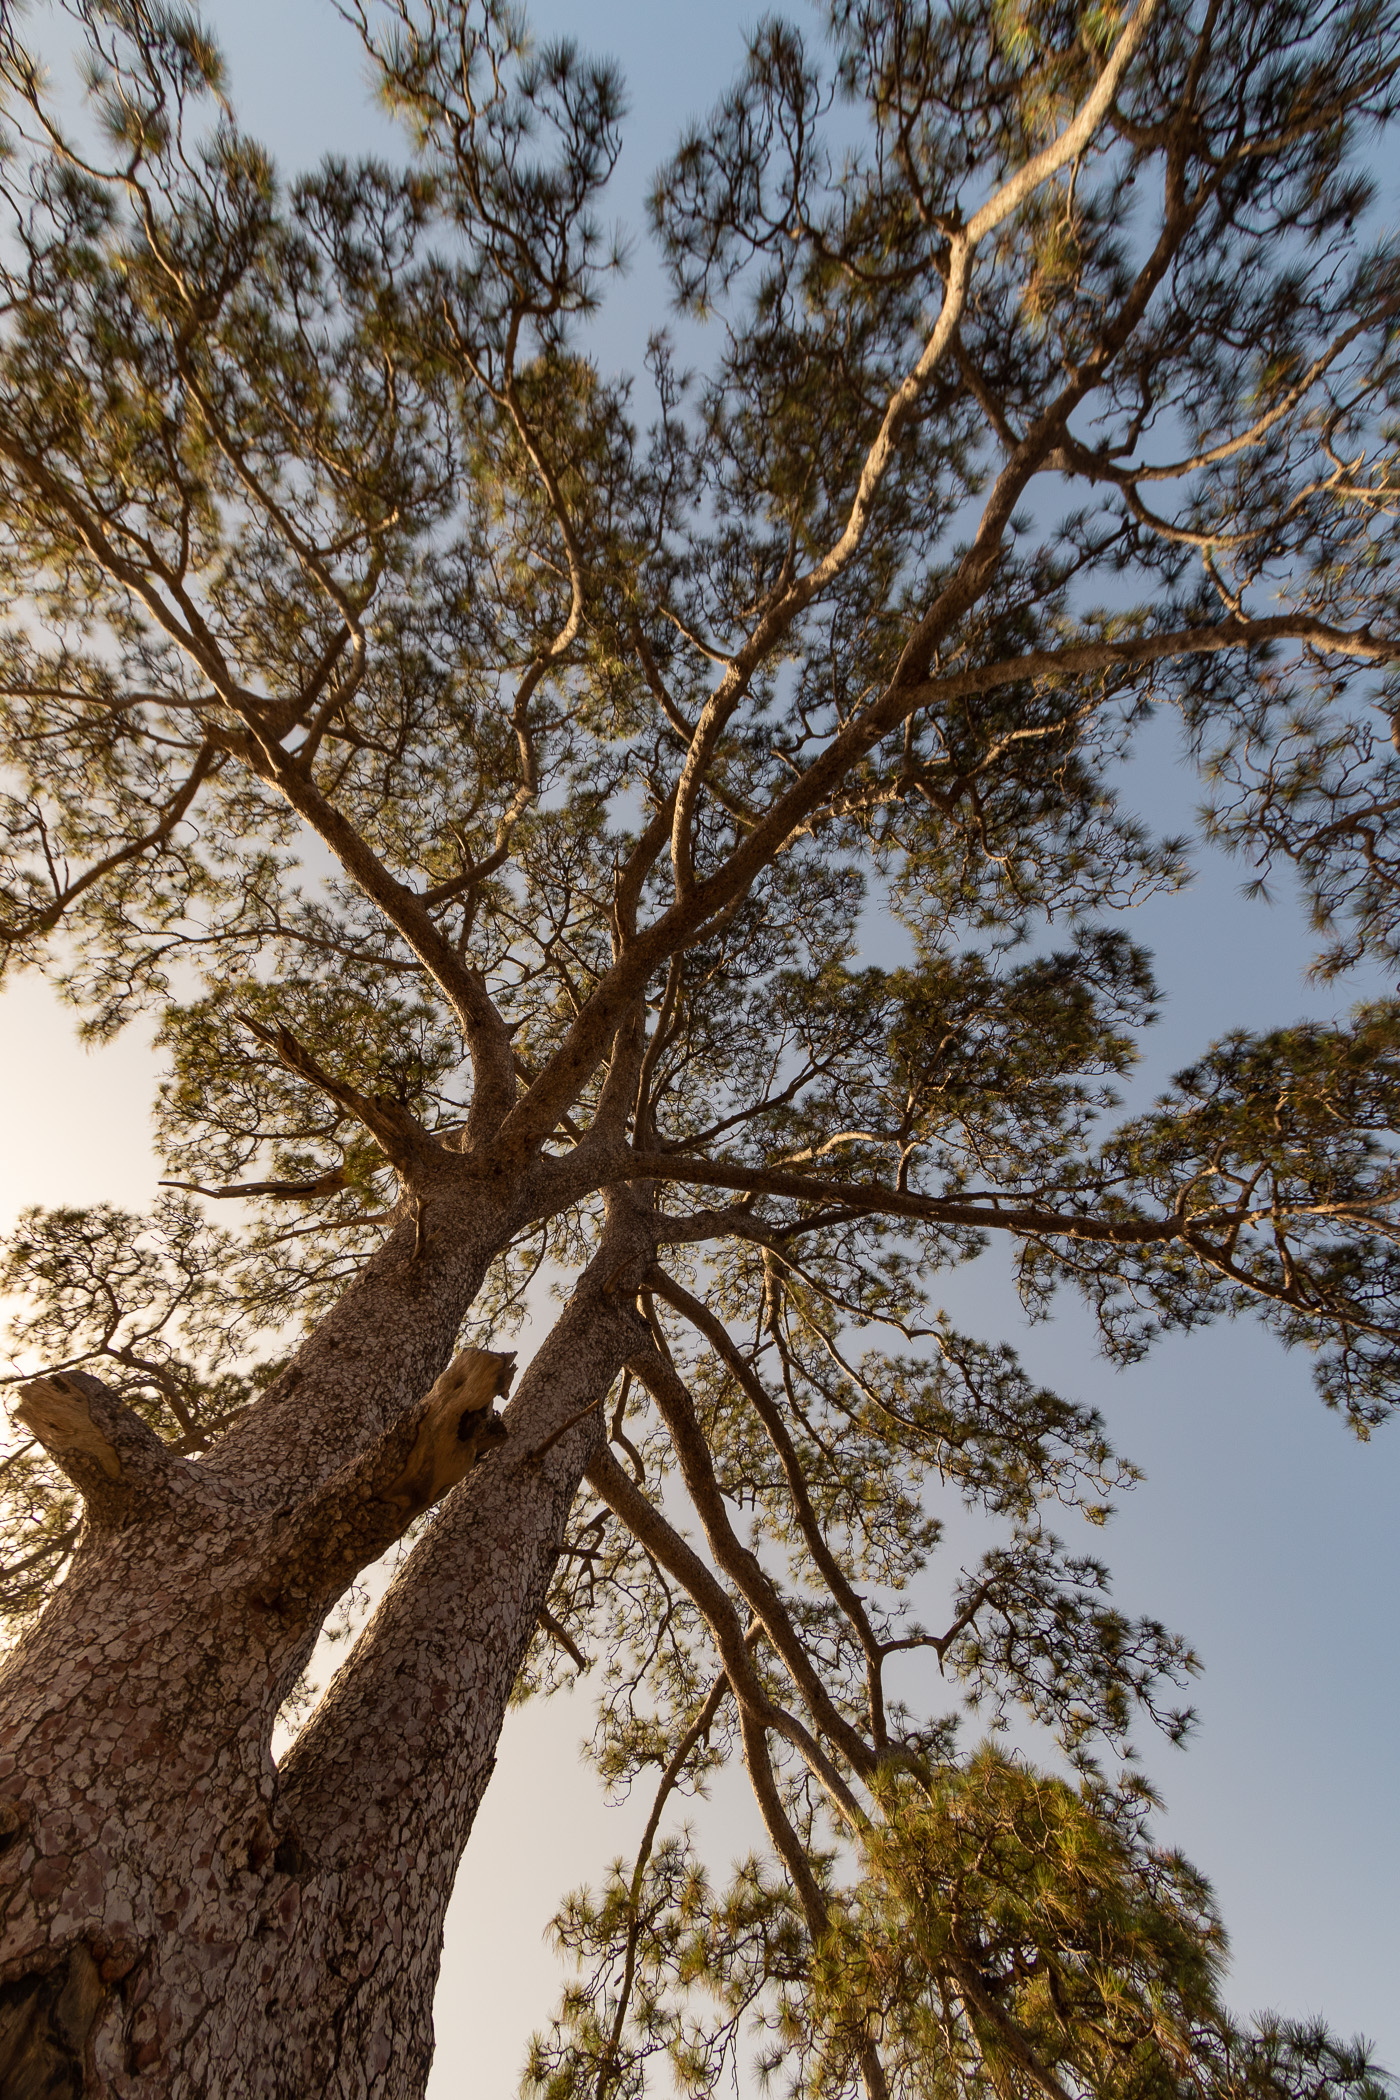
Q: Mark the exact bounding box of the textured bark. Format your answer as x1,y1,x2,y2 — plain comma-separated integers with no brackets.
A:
264,1259,648,2095
0,1175,650,2098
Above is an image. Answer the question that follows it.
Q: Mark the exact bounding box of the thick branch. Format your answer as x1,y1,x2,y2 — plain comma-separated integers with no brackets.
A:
648,1268,888,1743
665,0,1160,902
892,611,1400,718
0,741,218,948
730,1702,891,2100
234,1012,442,1179
605,1149,1180,1245
226,760,519,1141
158,1168,349,1203
11,1369,195,1528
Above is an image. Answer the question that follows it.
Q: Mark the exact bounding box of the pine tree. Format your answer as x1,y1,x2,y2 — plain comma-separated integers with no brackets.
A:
0,1,1397,2092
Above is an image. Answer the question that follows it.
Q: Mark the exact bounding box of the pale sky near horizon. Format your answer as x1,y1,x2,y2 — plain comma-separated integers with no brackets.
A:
1,3,1397,2093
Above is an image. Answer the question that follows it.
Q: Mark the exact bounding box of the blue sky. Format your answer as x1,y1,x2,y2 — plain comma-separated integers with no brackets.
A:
1,1,1397,2090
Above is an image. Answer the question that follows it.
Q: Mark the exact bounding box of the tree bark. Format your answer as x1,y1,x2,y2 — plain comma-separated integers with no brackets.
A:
0,1181,652,2098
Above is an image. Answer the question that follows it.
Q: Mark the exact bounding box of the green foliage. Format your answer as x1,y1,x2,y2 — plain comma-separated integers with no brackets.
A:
1021,1004,1400,1428
809,1751,1391,2100
530,1748,1393,2100
0,0,1397,2090
528,1833,812,2100
0,1194,275,1628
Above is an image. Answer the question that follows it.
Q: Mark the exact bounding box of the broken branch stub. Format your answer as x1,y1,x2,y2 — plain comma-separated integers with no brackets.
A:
248,1347,520,1613
11,1370,191,1525
375,1347,517,1525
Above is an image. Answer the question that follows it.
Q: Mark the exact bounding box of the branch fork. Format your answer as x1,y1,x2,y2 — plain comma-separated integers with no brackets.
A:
234,1012,441,1176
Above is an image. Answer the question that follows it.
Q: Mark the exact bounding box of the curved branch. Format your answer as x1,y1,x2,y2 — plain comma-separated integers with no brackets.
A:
585,1443,866,1830
647,1267,888,1745
0,742,219,947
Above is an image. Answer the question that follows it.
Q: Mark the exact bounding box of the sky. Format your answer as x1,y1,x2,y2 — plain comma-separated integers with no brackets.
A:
0,2,1397,2093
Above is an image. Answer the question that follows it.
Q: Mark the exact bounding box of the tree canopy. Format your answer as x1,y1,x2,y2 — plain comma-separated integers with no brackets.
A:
0,0,1397,2094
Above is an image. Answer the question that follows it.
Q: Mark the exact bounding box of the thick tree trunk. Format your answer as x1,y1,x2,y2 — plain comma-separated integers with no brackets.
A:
0,1178,651,2099
263,1278,645,2095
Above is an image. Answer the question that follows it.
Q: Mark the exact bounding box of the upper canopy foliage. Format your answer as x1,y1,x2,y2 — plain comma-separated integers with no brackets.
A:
0,0,1397,2091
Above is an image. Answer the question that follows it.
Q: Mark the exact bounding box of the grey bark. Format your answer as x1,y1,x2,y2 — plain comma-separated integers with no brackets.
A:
0,1177,653,2099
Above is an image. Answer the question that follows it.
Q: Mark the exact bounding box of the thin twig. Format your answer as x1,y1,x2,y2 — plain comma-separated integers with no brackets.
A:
526,1391,606,1466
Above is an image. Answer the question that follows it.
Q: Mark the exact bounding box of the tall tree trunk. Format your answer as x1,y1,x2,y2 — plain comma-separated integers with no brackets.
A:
264,1272,645,2097
0,1181,651,2099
